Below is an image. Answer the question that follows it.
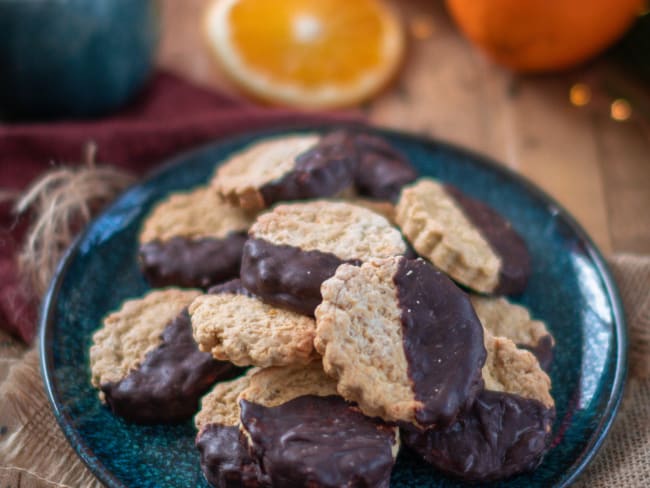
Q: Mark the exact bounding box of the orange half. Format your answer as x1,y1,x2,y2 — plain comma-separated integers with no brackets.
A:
204,0,405,108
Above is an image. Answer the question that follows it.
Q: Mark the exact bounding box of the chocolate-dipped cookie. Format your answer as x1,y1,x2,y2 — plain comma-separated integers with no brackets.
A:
237,363,400,488
90,289,239,423
348,131,418,201
471,295,555,371
314,256,486,428
138,187,252,289
402,332,555,481
189,279,317,368
395,178,531,295
195,371,270,488
241,200,407,316
212,132,357,211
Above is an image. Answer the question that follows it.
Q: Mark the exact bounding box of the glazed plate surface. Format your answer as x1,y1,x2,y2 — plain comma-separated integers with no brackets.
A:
40,126,626,487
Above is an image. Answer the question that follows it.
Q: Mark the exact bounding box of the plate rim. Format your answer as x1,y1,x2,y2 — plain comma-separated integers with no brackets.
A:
39,123,628,488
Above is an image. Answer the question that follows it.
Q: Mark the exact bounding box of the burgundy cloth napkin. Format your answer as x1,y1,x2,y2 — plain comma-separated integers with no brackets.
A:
0,71,360,343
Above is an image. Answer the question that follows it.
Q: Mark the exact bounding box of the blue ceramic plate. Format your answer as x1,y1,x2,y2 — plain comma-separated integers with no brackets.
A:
40,126,627,488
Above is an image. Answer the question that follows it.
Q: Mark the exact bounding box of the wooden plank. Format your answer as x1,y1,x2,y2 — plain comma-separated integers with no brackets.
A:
593,116,650,252
503,76,613,253
370,2,613,251
157,0,630,253
158,0,235,93
370,2,508,161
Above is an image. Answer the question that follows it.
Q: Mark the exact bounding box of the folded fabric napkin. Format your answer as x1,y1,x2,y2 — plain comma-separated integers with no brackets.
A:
0,71,359,343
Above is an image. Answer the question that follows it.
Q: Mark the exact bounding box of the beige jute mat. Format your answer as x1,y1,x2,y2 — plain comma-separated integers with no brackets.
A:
0,254,646,487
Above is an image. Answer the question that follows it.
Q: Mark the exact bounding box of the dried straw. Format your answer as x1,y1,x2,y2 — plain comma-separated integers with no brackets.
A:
11,143,135,297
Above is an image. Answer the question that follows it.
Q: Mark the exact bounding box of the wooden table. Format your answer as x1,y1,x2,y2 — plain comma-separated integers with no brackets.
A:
159,0,650,255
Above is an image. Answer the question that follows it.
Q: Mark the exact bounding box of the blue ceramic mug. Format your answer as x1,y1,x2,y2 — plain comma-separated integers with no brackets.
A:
0,0,159,120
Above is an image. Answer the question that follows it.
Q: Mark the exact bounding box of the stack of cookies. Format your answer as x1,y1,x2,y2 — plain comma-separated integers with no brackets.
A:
89,130,556,487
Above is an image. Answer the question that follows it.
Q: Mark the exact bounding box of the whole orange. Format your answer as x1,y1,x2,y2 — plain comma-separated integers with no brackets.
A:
445,0,645,72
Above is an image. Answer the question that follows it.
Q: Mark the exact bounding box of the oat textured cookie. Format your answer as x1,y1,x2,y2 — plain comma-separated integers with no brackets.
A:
402,332,554,481
237,362,400,488
314,256,486,427
90,289,239,423
189,280,317,368
138,187,253,289
471,295,555,371
195,371,270,488
241,200,407,316
212,132,357,211
395,178,531,295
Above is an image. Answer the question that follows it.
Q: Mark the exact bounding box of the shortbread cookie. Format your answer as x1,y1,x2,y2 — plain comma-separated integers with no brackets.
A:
471,295,555,370
314,256,486,427
195,371,270,488
396,178,531,295
90,289,239,423
212,132,357,211
190,280,317,367
349,132,418,201
402,332,554,481
138,187,252,288
238,363,400,488
241,200,407,316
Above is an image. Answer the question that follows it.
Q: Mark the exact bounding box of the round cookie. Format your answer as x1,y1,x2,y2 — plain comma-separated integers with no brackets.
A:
241,200,407,316
314,256,486,428
237,362,400,488
195,371,270,488
395,178,531,295
348,131,418,202
402,332,554,481
471,295,555,371
138,187,253,289
90,289,239,423
212,132,357,211
189,279,317,368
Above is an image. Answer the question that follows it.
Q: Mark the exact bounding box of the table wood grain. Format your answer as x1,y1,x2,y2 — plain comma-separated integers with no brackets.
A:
158,0,650,254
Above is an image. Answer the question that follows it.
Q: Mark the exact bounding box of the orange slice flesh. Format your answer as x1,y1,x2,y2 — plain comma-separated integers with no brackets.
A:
204,0,404,108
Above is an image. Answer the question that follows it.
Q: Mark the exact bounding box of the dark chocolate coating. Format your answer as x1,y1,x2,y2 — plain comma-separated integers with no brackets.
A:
394,258,486,427
402,390,555,481
139,232,247,289
350,132,418,202
196,424,270,488
208,278,254,298
240,238,360,316
519,334,554,372
443,185,531,295
101,310,240,423
259,131,357,206
240,395,397,488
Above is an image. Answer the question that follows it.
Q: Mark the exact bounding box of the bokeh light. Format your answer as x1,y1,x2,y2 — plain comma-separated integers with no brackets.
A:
570,83,591,107
610,99,631,121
